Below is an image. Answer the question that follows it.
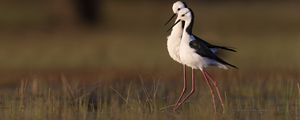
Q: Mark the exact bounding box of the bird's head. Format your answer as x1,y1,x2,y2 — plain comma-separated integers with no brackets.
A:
172,1,186,14
165,1,187,25
167,8,192,32
176,8,192,21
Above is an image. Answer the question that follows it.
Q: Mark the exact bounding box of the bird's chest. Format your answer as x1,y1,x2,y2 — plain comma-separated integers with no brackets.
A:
167,36,182,62
167,37,181,52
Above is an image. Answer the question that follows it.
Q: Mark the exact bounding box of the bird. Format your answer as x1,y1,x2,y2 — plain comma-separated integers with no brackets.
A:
168,7,237,112
166,1,187,65
165,1,190,111
165,1,236,112
165,1,236,111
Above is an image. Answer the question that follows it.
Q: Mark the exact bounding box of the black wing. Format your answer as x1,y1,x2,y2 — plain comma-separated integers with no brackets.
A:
194,36,236,52
189,40,238,69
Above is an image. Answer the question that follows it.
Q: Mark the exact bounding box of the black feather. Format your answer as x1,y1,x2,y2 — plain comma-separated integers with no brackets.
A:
194,36,236,52
189,40,238,69
183,8,237,69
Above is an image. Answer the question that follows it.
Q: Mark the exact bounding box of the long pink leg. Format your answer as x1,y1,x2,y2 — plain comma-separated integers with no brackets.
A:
173,65,188,107
201,70,217,112
204,70,225,110
173,69,196,111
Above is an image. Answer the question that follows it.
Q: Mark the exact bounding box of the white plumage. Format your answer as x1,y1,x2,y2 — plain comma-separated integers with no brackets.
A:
167,6,237,112
177,8,235,70
167,1,186,64
179,34,228,70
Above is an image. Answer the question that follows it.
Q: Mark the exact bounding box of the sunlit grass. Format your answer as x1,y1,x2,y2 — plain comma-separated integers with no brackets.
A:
0,71,298,120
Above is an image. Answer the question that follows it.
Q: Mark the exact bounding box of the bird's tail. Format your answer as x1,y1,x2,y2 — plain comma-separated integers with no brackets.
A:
214,46,237,52
226,62,238,69
215,58,238,69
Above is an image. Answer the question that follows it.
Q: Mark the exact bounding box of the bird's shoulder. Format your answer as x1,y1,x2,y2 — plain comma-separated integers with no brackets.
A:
193,36,213,47
189,39,213,57
189,36,210,49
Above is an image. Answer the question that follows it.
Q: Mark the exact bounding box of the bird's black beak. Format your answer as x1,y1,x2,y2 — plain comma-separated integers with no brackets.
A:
167,20,181,32
164,14,176,26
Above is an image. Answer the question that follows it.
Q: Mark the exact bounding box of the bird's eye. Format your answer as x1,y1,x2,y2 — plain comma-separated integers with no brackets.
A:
181,14,185,17
177,8,181,11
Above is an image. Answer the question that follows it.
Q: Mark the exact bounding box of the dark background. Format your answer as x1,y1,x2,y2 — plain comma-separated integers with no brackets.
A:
0,0,299,84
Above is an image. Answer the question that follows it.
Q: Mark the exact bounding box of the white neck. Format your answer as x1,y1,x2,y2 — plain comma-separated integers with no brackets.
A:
182,19,193,42
170,17,183,36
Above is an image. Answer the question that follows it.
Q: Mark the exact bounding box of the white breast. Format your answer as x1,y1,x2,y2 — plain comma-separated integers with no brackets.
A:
179,42,202,69
179,35,207,69
167,20,183,64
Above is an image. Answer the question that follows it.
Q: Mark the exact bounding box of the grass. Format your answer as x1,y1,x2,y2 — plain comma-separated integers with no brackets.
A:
0,70,299,120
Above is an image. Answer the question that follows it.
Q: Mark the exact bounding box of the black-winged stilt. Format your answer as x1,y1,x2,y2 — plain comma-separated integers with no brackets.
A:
168,7,237,112
166,1,189,110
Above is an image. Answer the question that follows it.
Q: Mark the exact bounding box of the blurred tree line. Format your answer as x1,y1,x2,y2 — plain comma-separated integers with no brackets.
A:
75,0,100,25
49,0,300,27
53,0,103,26
0,0,298,29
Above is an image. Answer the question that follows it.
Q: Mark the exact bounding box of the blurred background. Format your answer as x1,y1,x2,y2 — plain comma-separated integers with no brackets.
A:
0,0,300,86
